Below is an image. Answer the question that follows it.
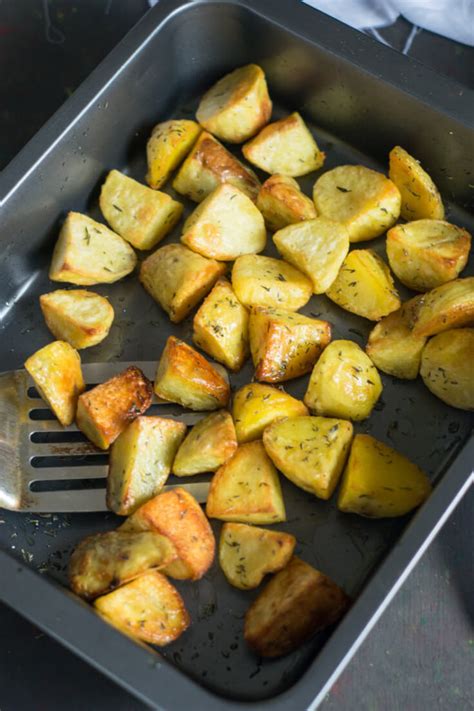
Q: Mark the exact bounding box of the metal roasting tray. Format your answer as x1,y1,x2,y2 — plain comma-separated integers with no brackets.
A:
0,0,473,708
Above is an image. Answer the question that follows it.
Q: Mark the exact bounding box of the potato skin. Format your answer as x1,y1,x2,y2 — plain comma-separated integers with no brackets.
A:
410,277,474,337
389,145,444,221
232,254,313,311
233,382,308,443
146,119,201,189
420,329,474,410
257,174,316,232
40,289,114,350
172,410,238,476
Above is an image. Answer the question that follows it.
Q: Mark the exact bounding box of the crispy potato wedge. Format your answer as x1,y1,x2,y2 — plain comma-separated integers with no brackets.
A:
24,340,85,427
233,382,308,443
389,145,444,221
420,329,474,410
244,557,349,657
172,410,238,476
107,416,187,515
196,64,272,143
40,289,114,350
263,416,353,500
219,523,295,590
206,441,286,524
181,183,266,260
76,366,153,450
273,217,350,293
304,340,382,421
140,243,226,323
249,307,331,383
154,336,230,411
242,112,325,177
337,434,432,518
94,570,190,646
410,277,474,336
313,165,401,242
326,249,401,321
256,174,317,232
232,254,313,311
146,119,201,189
49,212,136,285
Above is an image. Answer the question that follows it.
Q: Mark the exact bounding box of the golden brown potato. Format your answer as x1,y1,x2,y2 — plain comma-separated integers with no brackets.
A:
219,523,295,590
244,557,349,657
196,64,272,143
76,366,153,450
233,382,308,443
326,249,401,321
206,441,286,524
25,341,85,427
256,174,317,232
273,217,350,293
389,145,444,221
337,434,432,517
420,329,474,410
39,289,114,350
146,119,201,189
249,307,331,383
242,112,325,177
232,254,313,311
107,416,187,515
154,336,230,411
313,165,401,242
304,340,382,421
172,410,237,476
410,277,474,336
140,243,226,323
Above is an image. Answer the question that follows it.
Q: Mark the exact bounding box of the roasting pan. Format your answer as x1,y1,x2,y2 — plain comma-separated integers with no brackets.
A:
0,1,473,708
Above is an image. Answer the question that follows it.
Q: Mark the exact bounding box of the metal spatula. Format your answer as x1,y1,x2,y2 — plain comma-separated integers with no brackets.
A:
0,361,210,513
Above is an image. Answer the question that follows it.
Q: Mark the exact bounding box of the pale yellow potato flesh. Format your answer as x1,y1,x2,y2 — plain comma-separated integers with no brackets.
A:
233,382,308,443
40,289,114,349
146,119,201,189
420,329,474,410
257,174,317,232
232,254,313,311
389,145,444,221
172,410,238,476
410,277,474,337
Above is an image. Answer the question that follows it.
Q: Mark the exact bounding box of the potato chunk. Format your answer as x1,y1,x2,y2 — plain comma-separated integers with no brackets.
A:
206,441,286,524
313,165,401,242
146,119,201,189
263,416,353,500
249,307,331,383
76,366,153,449
172,411,237,476
410,277,474,336
389,145,444,221
304,340,382,421
94,571,190,646
107,416,187,515
326,249,401,321
39,289,114,350
193,279,249,371
242,112,325,177
25,341,85,426
244,557,349,657
420,329,474,410
337,434,431,518
273,217,350,293
173,131,260,202
140,244,226,323
233,382,308,443
154,336,230,411
256,174,317,232
219,523,295,590
232,254,312,311
181,183,266,260
196,64,272,143
99,170,183,251
49,212,136,285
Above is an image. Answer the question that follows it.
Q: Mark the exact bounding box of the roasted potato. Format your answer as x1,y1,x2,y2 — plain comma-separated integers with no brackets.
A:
99,170,183,251
76,366,153,450
273,217,350,293
389,145,444,221
410,277,474,336
24,340,85,426
256,174,317,232
193,278,249,371
313,165,401,242
420,328,474,410
172,131,261,203
337,434,432,518
263,416,353,500
244,557,349,657
304,340,382,421
196,64,272,143
242,112,325,177
181,183,266,260
219,523,295,590
249,307,331,383
206,441,286,524
172,410,238,476
146,119,201,189
39,289,114,350
49,212,136,285
232,254,313,311
154,336,230,411
107,416,187,515
326,249,401,321
233,382,308,443
140,243,226,323
94,570,190,646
